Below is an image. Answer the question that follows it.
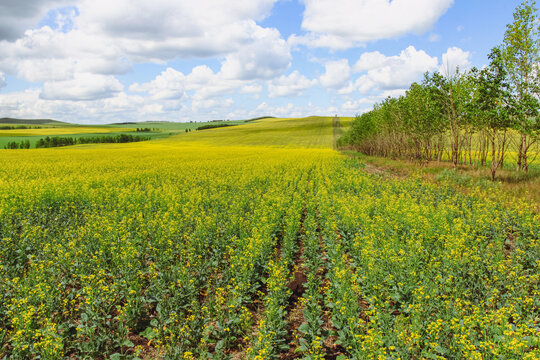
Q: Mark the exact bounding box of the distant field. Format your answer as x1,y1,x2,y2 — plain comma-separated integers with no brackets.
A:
178,116,338,148
105,120,248,132
0,119,255,148
0,126,135,137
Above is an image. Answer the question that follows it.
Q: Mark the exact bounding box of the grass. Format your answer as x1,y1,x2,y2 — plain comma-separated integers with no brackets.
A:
344,151,540,210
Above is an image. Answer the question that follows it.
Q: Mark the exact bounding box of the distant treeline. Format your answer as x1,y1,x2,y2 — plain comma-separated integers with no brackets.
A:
339,1,539,180
196,123,235,131
37,134,150,148
245,116,275,122
4,140,31,149
4,134,150,149
0,125,41,130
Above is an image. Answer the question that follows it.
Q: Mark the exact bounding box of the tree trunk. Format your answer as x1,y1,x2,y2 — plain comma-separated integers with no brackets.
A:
491,130,497,181
517,133,525,171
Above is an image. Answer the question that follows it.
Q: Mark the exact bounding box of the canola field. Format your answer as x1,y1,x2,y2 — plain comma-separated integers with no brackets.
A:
0,117,538,359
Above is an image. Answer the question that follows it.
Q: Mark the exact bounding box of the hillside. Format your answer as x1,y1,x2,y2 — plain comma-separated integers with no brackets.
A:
0,118,69,125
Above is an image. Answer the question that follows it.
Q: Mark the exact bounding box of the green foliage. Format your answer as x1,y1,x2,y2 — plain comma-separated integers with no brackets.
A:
3,139,31,149
34,134,150,148
502,0,540,171
196,123,236,131
340,0,539,174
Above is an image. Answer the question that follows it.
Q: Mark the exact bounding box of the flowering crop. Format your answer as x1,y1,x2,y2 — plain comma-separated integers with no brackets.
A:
0,117,537,359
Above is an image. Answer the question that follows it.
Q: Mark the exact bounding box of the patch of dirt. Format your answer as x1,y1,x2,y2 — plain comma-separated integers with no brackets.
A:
504,231,516,258
280,207,308,360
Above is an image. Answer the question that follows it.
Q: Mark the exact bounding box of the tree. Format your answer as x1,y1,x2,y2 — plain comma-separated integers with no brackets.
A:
502,0,540,171
472,48,513,180
428,70,473,168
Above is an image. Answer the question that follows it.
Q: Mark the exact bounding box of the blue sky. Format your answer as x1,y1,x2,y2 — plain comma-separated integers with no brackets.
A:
0,0,526,123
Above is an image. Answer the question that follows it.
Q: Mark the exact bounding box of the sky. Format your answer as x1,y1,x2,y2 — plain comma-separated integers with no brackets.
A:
0,0,525,124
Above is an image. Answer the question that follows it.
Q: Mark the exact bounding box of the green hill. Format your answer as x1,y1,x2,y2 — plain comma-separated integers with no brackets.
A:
0,118,70,125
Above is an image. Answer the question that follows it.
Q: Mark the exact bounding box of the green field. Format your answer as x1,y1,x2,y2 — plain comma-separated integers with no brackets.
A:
0,119,251,149
0,116,538,359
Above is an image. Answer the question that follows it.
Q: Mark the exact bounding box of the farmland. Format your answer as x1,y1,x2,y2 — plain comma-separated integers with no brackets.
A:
0,117,538,359
0,119,249,149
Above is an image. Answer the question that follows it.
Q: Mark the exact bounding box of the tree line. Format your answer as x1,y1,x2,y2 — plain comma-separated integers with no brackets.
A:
0,125,41,130
36,134,150,148
196,123,236,130
339,0,539,180
4,134,150,149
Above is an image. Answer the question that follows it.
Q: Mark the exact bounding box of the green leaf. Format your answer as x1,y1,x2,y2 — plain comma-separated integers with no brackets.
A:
298,322,309,334
121,339,134,347
140,327,157,340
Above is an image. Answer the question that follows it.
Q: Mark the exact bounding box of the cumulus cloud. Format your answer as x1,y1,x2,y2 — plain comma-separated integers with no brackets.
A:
268,71,317,98
40,73,123,101
0,26,131,81
130,64,265,103
440,47,472,75
254,101,304,118
353,46,439,91
295,0,454,49
74,0,282,63
0,89,147,123
77,0,276,39
240,84,263,94
129,67,186,100
0,72,6,89
320,59,351,89
221,26,291,80
0,0,74,41
192,98,234,112
0,0,289,84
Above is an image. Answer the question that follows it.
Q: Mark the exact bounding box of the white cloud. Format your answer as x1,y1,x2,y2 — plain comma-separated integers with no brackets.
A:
254,101,304,118
73,0,282,64
77,0,276,39
40,73,123,101
240,84,263,94
0,1,289,83
296,0,454,49
288,33,354,50
0,26,131,81
354,75,376,94
0,89,148,123
353,52,387,72
130,67,186,100
221,25,291,80
337,81,357,95
440,46,471,75
268,71,317,98
0,0,75,41
353,46,438,91
320,59,351,89
192,98,234,112
0,72,6,89
131,65,238,101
